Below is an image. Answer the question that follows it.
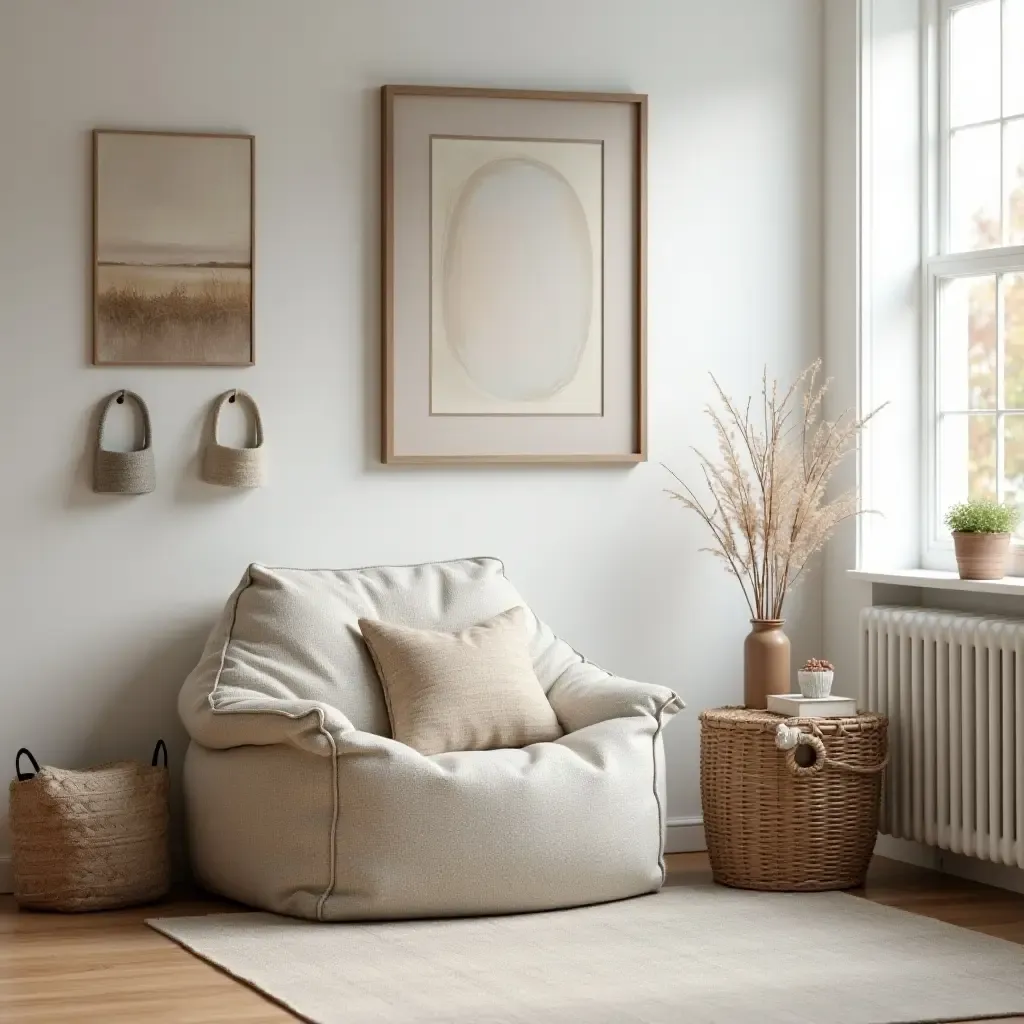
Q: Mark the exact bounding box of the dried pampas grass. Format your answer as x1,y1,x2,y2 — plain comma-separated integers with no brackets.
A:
665,361,882,620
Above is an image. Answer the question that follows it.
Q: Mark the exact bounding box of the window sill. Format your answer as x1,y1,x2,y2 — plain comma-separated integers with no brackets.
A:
848,568,1024,597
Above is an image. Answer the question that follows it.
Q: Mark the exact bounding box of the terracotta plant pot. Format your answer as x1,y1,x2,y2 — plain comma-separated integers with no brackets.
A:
951,531,1011,580
744,619,791,710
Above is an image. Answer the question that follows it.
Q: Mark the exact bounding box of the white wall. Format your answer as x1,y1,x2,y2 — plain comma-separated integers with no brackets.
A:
822,0,867,695
824,0,922,691
0,0,823,876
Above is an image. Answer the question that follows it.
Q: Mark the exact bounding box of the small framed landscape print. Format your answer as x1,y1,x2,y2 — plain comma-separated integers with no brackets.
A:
93,129,254,366
382,86,646,464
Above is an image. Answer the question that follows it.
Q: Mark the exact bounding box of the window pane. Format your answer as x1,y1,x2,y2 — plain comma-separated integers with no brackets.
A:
1007,273,1024,408
1005,416,1024,537
940,414,998,514
1006,118,1024,245
940,275,998,410
950,0,1000,127
951,124,1002,250
1006,0,1024,117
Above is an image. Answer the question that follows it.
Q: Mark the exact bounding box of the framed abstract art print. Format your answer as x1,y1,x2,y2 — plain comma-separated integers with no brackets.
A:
382,86,646,464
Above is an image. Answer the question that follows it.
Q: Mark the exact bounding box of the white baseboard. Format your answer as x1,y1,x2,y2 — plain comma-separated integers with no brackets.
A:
874,834,941,870
665,815,706,854
665,824,1024,893
939,850,1024,894
0,827,708,895
876,834,1024,894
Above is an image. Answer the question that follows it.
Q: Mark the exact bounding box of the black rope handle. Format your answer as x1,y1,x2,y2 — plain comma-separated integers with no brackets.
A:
151,739,168,768
16,747,40,781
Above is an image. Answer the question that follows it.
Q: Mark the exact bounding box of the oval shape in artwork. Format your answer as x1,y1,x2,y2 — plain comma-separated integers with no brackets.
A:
442,157,594,403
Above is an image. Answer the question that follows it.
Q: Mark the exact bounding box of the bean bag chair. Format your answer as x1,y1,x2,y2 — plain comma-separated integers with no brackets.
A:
179,557,684,920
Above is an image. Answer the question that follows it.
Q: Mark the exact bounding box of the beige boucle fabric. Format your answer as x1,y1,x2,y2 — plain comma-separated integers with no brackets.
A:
359,607,563,755
179,558,684,921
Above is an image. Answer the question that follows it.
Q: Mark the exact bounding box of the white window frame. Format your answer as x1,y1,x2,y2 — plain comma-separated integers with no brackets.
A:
922,0,1024,569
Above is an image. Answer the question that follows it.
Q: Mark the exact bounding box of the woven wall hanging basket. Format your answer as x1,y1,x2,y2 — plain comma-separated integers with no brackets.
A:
9,741,171,911
203,389,265,488
699,707,888,891
94,390,155,494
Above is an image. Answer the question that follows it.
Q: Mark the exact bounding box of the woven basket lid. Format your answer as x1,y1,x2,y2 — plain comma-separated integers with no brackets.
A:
700,706,887,733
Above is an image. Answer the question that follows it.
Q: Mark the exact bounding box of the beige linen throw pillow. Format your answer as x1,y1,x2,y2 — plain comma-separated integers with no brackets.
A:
358,607,563,756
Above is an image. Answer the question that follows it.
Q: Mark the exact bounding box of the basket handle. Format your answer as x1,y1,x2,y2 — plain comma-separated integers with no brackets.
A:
151,739,168,768
775,723,889,778
97,390,152,453
15,747,40,781
212,390,264,448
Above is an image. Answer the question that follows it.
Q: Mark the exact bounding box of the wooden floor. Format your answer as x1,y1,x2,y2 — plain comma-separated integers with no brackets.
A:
1,853,1023,1022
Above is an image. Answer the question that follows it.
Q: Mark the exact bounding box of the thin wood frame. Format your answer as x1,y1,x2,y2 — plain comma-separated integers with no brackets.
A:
381,85,647,465
92,128,256,367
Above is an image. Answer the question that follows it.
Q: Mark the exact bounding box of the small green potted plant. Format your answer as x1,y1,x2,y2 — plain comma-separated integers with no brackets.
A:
944,500,1019,580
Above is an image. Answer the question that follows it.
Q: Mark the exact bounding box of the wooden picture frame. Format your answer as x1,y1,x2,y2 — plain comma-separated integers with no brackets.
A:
382,86,647,465
92,129,255,366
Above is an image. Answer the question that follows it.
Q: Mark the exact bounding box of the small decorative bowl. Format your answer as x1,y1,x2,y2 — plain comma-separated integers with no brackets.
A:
797,669,834,698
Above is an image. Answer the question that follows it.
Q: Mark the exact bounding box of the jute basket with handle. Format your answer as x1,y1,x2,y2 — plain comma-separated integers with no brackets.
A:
699,708,888,891
9,741,171,911
94,390,156,494
203,389,265,488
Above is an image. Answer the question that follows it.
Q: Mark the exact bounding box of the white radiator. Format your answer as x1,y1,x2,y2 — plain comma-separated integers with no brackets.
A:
859,606,1024,868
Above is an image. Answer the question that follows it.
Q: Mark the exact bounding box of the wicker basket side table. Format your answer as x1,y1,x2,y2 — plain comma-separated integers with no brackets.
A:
699,707,888,892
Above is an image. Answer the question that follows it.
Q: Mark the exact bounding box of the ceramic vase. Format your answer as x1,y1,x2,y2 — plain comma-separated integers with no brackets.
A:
744,619,791,710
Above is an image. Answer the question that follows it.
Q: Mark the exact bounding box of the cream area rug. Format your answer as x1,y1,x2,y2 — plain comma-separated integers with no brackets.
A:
148,884,1024,1024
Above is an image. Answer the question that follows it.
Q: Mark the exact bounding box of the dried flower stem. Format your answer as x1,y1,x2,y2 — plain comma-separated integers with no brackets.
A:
665,361,883,620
